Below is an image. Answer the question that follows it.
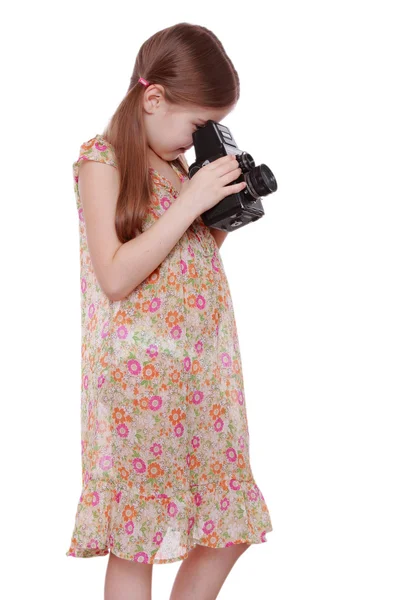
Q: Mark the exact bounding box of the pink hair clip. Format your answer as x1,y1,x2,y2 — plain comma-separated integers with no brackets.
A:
138,77,150,87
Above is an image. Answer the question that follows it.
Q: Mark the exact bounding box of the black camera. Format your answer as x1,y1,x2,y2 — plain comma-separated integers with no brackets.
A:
188,120,278,232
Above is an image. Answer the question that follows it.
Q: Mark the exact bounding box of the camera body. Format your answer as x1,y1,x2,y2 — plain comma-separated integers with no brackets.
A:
187,120,278,232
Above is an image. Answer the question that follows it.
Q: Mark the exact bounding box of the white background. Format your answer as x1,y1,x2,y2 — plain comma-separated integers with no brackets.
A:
2,1,399,598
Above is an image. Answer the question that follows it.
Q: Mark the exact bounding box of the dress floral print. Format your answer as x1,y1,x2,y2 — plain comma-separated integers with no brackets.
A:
65,134,273,564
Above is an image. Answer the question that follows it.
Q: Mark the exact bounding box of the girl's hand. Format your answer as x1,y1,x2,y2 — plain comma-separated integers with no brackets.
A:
180,155,247,218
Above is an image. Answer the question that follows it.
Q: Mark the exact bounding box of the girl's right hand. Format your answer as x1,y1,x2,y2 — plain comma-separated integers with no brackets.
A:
180,154,247,218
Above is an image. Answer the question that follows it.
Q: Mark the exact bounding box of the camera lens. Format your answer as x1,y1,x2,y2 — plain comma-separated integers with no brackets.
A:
239,152,255,171
246,164,278,198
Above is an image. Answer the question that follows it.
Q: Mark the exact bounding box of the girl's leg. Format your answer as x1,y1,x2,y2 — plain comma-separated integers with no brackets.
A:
104,550,153,600
169,542,251,600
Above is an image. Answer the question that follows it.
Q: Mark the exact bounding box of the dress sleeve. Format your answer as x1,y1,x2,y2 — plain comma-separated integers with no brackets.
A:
73,135,118,180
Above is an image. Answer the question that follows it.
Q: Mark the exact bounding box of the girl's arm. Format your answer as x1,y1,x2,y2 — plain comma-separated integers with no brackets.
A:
208,227,229,249
79,161,199,302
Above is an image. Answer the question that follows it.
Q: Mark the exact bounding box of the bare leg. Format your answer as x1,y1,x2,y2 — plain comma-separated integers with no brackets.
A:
104,550,153,600
169,542,251,600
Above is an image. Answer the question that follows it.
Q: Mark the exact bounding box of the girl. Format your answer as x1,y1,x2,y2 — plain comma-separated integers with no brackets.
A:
66,22,273,600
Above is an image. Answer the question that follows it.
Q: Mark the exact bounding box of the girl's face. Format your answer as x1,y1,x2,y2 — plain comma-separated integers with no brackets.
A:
142,84,235,162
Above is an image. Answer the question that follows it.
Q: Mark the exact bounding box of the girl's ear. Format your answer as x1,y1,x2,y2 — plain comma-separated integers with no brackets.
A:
143,84,165,114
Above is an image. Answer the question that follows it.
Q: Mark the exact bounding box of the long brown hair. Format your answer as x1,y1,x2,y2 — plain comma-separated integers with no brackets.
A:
102,22,240,244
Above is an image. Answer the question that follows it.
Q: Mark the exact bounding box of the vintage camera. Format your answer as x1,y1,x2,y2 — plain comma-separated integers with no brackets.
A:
188,120,278,232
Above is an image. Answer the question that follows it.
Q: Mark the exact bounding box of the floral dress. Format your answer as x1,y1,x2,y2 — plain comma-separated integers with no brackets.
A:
65,134,273,564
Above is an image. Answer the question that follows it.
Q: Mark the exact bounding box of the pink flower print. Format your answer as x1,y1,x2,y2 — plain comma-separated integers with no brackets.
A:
171,324,182,340
180,259,188,274
216,323,219,336
188,516,195,533
237,390,244,406
101,320,109,338
220,497,230,511
116,423,129,438
83,374,89,389
146,344,158,358
229,478,241,491
220,352,232,368
99,455,113,471
150,442,163,456
108,534,115,548
134,551,149,563
188,244,195,257
193,492,202,506
247,487,260,502
87,538,100,550
115,490,122,503
116,325,128,339
191,435,200,449
127,359,142,376
81,277,87,293
261,530,267,542
225,541,234,547
88,303,95,319
160,196,172,210
238,435,245,449
125,520,135,535
183,356,191,372
226,447,237,462
211,254,220,272
196,294,206,309
214,417,224,432
174,422,184,437
149,297,161,313
97,374,106,388
167,502,178,517
194,340,203,354
95,141,108,152
153,531,163,546
192,390,204,405
202,519,215,534
149,395,162,411
78,207,85,222
132,458,146,474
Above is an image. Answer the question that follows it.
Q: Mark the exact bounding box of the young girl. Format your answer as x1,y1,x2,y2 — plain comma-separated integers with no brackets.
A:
66,22,273,600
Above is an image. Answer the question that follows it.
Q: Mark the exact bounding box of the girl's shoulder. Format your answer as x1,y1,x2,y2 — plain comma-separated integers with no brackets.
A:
73,134,118,172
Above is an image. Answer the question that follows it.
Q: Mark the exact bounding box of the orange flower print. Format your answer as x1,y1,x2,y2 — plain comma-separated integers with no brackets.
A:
147,463,164,479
